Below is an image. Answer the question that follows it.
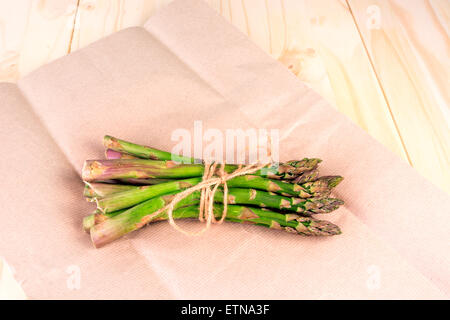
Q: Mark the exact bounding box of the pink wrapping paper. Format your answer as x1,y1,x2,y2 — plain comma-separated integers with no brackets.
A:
0,0,448,299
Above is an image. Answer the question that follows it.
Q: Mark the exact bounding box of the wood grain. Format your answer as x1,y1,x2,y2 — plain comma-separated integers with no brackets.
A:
70,0,170,51
0,258,26,299
0,0,79,82
207,0,408,161
0,0,448,193
348,0,450,192
0,0,449,299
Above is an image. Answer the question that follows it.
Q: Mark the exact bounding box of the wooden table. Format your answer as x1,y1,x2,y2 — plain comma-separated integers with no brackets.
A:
0,0,448,298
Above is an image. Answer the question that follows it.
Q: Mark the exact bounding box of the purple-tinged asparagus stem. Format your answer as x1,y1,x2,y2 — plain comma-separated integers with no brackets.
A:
82,159,205,182
82,159,322,182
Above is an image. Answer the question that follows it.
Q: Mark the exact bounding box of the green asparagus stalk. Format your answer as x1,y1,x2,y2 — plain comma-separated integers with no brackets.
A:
116,170,322,187
82,159,205,181
104,135,194,163
103,135,323,178
88,186,343,231
95,180,343,215
82,208,127,232
83,182,138,198
90,204,341,247
99,174,342,199
89,174,341,208
82,158,321,182
82,136,344,246
187,205,341,236
118,178,175,185
214,188,343,214
90,192,201,247
105,149,140,159
96,177,202,213
82,214,98,232
226,175,342,198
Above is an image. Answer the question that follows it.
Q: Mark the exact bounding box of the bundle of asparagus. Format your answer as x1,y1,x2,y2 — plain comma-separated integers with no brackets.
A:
82,136,345,248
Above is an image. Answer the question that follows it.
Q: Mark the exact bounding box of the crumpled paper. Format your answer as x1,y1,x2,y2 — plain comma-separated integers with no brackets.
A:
0,0,448,299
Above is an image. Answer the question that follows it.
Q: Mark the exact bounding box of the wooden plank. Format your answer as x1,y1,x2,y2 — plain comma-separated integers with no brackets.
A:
348,0,450,193
6,0,409,169
70,0,173,51
0,0,79,82
0,258,26,299
205,0,408,161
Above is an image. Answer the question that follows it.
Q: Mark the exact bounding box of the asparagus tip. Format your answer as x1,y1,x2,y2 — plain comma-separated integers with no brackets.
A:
308,218,342,236
328,176,344,188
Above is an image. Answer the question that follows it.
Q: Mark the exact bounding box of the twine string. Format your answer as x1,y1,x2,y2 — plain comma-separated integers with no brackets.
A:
139,138,273,236
139,161,270,236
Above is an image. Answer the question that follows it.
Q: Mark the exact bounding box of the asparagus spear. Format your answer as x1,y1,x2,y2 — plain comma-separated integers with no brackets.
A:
94,180,343,215
96,177,202,213
83,182,138,198
90,192,201,247
83,208,127,232
191,205,341,236
118,178,175,185
105,149,139,159
283,175,343,198
82,158,321,182
297,176,343,198
82,159,205,181
104,135,194,163
280,159,320,179
103,135,323,178
226,175,342,198
288,168,319,184
87,185,343,231
214,188,343,214
89,174,341,208
116,170,323,188
90,204,341,247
